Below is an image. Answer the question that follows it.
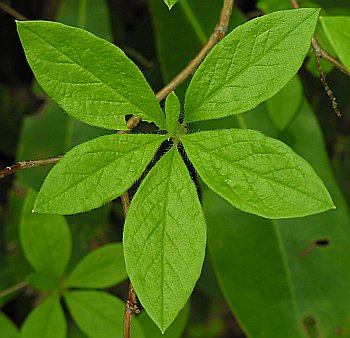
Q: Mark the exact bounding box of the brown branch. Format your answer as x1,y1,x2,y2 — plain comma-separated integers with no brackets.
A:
0,2,27,20
0,156,62,179
0,280,28,299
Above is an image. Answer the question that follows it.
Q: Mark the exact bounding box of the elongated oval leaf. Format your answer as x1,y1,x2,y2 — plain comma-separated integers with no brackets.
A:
165,92,180,135
0,312,19,338
320,16,350,72
21,295,66,338
123,147,206,332
34,133,165,214
16,20,166,130
20,190,71,277
64,243,127,289
181,129,334,219
184,8,320,123
64,290,144,338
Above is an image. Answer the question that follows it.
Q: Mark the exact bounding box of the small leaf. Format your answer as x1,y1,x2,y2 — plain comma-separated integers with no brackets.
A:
64,290,144,338
0,312,20,338
165,92,180,135
64,243,127,289
34,133,165,215
20,190,71,277
123,146,206,332
21,295,66,338
184,9,320,123
164,0,179,10
266,75,303,130
16,20,166,129
181,129,334,219
320,16,350,72
27,272,60,291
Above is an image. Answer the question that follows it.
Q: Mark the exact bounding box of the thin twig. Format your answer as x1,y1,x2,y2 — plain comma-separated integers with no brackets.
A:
0,156,62,179
0,2,27,20
290,0,345,118
0,281,28,299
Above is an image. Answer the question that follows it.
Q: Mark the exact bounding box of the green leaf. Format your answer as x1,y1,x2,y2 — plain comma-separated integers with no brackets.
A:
138,304,189,338
64,243,127,289
34,133,165,215
181,129,334,219
21,295,66,338
0,312,20,338
64,290,144,338
27,272,60,291
184,9,320,123
16,20,166,130
320,16,350,72
20,190,71,277
165,92,180,135
205,99,350,337
164,0,179,10
266,75,303,130
123,146,206,332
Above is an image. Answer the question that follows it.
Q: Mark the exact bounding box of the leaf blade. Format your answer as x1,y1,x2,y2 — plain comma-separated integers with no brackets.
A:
64,243,127,289
17,20,166,129
165,92,180,135
34,133,164,215
21,296,66,338
123,146,206,332
164,0,179,10
20,190,72,277
184,8,320,123
181,129,334,219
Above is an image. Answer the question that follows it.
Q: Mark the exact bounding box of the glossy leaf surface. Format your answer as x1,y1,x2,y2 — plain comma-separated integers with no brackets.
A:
17,20,166,129
34,134,164,214
181,129,334,219
21,296,66,338
64,243,127,288
184,9,319,123
20,190,71,277
123,147,206,332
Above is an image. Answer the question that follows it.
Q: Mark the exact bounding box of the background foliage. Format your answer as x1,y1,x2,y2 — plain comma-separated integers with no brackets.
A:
0,0,350,337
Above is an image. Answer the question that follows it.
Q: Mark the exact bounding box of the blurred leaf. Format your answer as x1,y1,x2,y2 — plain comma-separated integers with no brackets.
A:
320,16,350,72
266,75,303,130
58,0,113,41
0,312,20,338
27,272,60,291
124,147,206,332
21,295,66,338
206,99,350,337
20,189,71,277
64,290,144,338
17,20,165,129
64,243,127,289
34,134,164,215
138,303,189,338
